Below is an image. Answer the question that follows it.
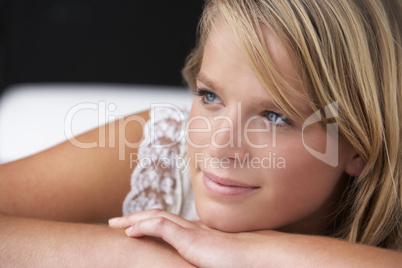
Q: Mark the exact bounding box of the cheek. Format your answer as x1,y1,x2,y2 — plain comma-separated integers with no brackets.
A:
276,151,343,198
187,102,212,151
242,118,279,148
268,132,345,208
187,102,212,181
251,129,345,221
187,102,348,232
270,126,342,188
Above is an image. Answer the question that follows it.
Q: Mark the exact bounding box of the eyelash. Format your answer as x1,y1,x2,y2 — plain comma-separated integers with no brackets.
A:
195,88,291,127
195,88,221,106
261,110,291,127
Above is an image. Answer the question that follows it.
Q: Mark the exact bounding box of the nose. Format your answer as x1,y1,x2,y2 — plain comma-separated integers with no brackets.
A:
207,105,248,161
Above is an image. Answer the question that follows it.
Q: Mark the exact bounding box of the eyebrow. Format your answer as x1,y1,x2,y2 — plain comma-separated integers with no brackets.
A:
196,72,281,110
196,73,224,95
196,73,312,121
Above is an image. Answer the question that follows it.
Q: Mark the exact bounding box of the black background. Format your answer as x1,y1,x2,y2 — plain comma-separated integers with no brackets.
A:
0,0,204,95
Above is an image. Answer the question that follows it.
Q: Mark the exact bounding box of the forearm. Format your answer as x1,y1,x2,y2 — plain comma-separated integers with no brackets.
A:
0,111,149,223
0,214,193,267
109,210,401,267
248,230,402,267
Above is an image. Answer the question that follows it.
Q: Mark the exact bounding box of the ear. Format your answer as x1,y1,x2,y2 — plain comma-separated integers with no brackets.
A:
344,153,364,177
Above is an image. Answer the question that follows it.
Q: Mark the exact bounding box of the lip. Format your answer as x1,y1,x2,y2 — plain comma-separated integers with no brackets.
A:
202,171,260,197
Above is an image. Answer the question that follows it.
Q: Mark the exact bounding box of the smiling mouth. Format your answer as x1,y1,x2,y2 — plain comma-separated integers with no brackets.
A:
202,171,260,197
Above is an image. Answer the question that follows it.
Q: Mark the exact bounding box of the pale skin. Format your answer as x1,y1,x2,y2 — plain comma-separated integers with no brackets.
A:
186,22,356,234
1,23,401,268
0,112,194,267
110,22,402,266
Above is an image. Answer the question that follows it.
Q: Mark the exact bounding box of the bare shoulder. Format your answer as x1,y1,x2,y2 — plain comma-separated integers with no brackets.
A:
0,110,150,223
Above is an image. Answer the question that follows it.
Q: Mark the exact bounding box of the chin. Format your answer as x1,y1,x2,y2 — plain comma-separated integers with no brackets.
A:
202,218,243,232
196,207,258,233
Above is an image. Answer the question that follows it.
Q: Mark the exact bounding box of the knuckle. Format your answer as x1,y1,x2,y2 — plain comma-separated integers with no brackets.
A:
154,217,169,229
149,208,163,216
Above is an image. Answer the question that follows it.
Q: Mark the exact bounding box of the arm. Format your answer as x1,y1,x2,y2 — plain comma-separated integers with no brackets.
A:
0,110,193,266
0,214,194,267
0,111,149,222
110,209,402,268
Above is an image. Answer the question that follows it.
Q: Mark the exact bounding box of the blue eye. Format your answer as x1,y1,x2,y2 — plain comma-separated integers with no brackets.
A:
205,92,217,102
196,89,222,104
264,111,288,125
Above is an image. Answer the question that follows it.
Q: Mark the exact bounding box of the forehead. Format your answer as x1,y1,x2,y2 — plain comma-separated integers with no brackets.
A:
200,22,260,90
203,20,300,81
200,21,311,117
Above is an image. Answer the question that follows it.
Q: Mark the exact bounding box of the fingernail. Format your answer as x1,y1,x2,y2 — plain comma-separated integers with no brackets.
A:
108,217,121,224
125,226,133,235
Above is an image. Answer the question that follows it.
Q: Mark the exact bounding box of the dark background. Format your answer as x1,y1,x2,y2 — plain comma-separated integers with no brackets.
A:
0,0,204,95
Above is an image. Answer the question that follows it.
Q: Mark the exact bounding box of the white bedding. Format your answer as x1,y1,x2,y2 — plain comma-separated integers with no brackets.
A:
0,84,193,163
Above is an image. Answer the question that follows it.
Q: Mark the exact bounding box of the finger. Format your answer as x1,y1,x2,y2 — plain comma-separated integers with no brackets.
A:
192,220,211,230
125,216,201,261
108,209,194,229
126,217,240,268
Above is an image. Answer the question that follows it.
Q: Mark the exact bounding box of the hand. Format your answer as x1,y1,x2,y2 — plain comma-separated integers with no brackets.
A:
108,209,402,267
108,209,271,268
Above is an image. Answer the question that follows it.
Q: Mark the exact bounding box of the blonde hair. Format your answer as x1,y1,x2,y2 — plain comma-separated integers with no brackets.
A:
183,0,402,250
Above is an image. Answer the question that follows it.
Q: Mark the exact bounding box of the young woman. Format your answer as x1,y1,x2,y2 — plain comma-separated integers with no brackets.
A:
1,0,401,266
111,0,402,265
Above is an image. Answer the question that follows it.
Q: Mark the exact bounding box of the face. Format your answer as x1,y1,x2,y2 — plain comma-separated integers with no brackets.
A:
187,22,356,234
